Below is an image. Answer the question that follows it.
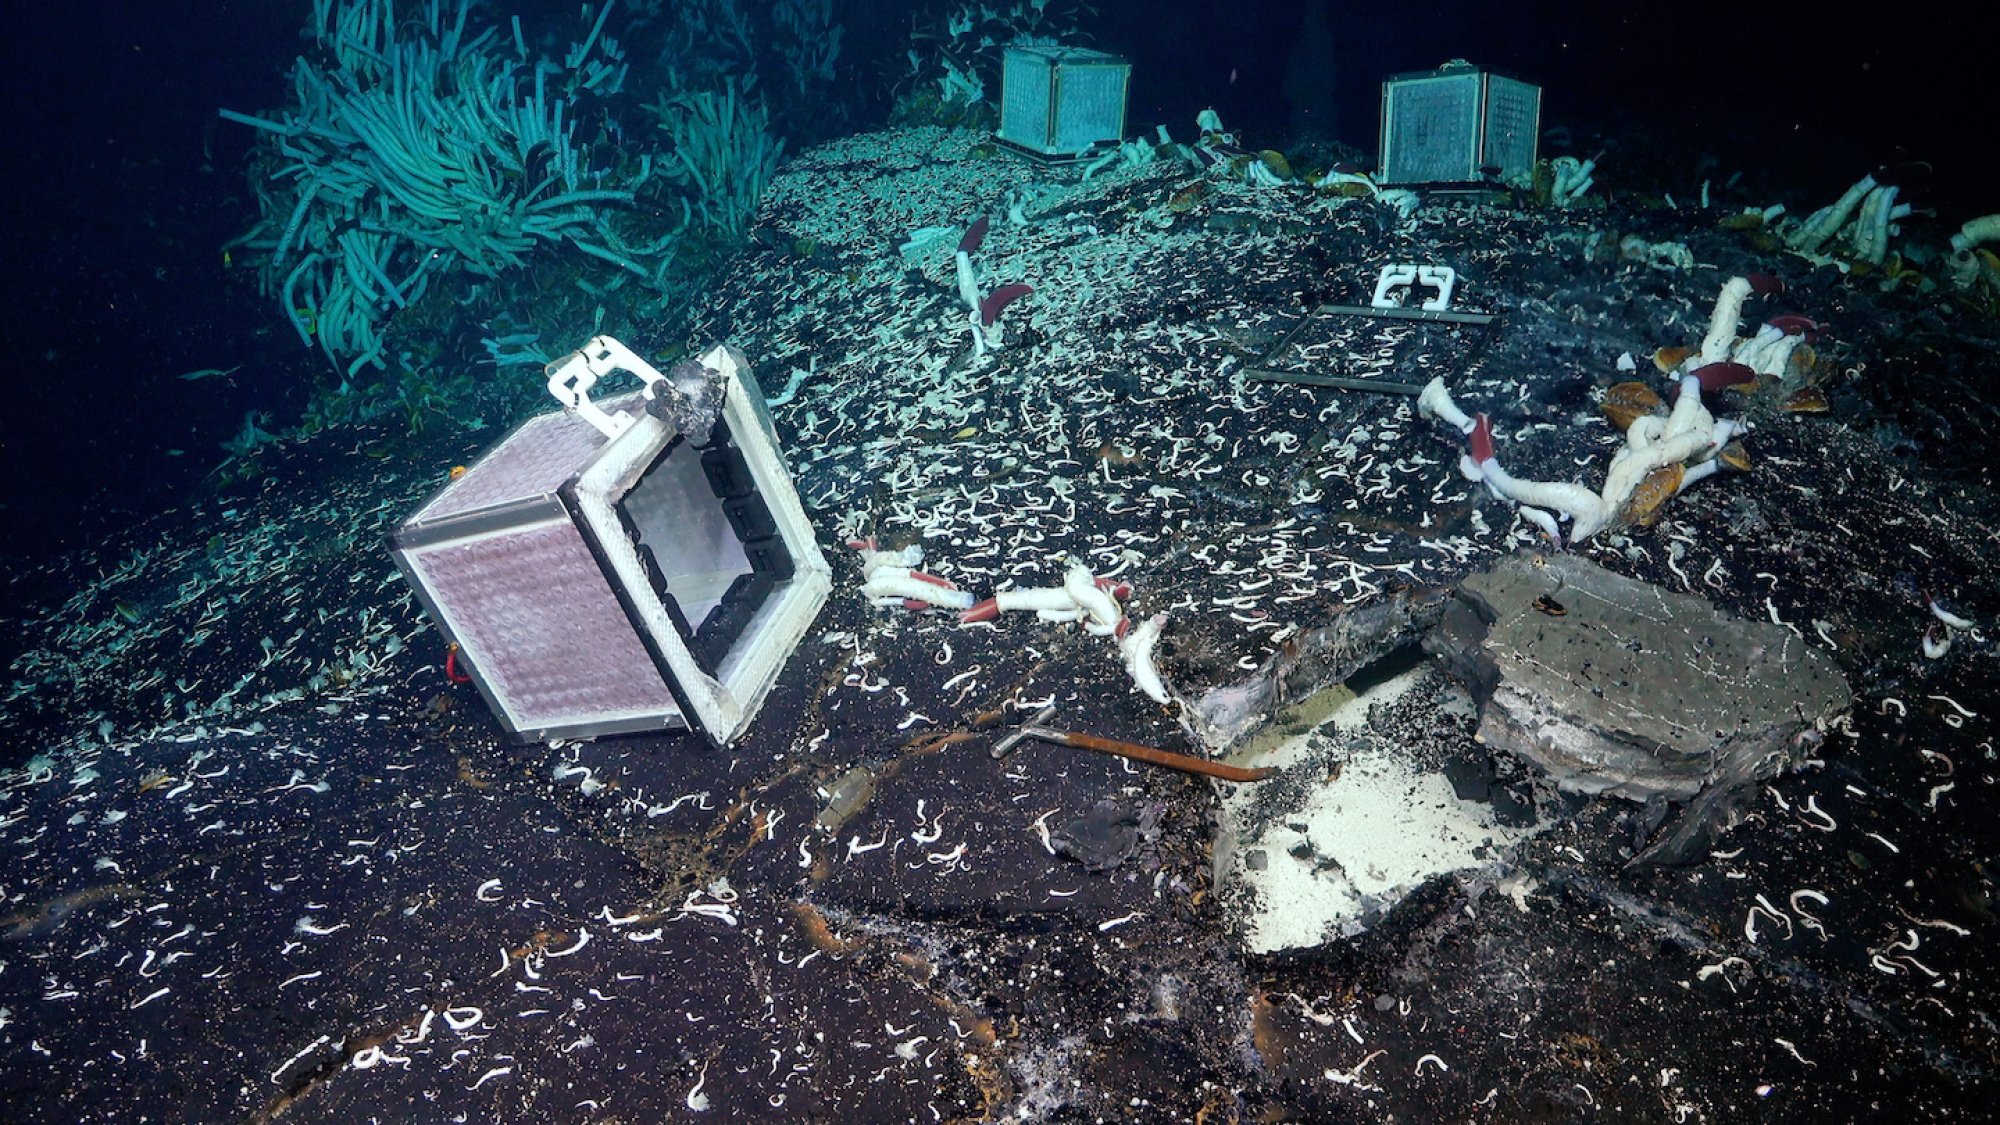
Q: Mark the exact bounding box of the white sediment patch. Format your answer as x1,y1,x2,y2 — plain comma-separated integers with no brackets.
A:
1214,667,1546,954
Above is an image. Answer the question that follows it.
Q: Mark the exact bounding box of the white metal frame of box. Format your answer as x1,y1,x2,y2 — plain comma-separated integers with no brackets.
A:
391,340,831,747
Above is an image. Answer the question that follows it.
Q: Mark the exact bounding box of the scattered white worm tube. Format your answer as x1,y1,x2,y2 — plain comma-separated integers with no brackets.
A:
1929,599,1975,631
962,585,1071,622
1699,277,1756,364
997,586,1079,614
1063,564,1123,633
1477,456,1610,540
860,568,974,610
1949,213,2000,255
1516,504,1562,546
443,1006,485,1031
954,249,981,314
1663,375,1709,439
1851,184,1899,266
1416,377,1475,434
1731,323,1801,379
1790,176,1876,255
1948,214,2000,288
764,364,812,407
853,542,923,578
1599,424,1710,519
1120,613,1170,703
1789,890,1830,940
1928,693,1976,718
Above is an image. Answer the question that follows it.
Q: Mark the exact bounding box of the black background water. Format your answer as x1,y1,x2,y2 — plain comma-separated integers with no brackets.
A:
0,1,1990,564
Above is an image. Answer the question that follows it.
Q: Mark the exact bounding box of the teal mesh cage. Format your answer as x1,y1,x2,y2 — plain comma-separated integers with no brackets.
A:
1379,62,1540,186
997,45,1130,159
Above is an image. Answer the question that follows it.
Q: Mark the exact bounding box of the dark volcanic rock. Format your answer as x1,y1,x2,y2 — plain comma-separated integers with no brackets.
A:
1429,552,1851,800
1051,798,1162,873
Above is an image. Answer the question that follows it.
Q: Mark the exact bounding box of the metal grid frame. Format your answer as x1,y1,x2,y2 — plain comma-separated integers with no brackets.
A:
997,45,1131,160
1379,64,1541,187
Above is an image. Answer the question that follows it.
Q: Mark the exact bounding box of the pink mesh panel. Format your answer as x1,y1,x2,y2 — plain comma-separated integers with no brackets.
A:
415,393,648,523
408,519,677,729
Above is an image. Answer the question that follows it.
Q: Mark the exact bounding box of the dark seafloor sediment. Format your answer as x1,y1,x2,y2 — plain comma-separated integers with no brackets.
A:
0,127,1995,1122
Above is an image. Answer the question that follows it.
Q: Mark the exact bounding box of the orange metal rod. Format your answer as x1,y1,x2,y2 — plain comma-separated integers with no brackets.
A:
1043,730,1272,783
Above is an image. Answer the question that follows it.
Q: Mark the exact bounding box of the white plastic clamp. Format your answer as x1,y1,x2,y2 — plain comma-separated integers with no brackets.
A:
1370,263,1458,311
544,335,668,440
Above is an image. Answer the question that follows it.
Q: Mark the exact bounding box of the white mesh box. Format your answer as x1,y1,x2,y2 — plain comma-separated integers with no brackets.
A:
391,340,831,747
997,45,1130,158
1379,60,1540,186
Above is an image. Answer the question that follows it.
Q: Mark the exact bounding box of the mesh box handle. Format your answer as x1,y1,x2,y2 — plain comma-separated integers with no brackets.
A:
544,336,668,441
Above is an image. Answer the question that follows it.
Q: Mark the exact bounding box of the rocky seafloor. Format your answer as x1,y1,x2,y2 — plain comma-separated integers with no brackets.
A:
1,126,1995,1122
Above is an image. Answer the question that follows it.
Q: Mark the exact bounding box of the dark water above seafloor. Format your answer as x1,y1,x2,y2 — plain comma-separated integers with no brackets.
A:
0,0,1993,565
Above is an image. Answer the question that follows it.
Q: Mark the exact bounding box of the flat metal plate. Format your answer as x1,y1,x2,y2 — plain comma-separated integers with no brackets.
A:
1244,303,1497,394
